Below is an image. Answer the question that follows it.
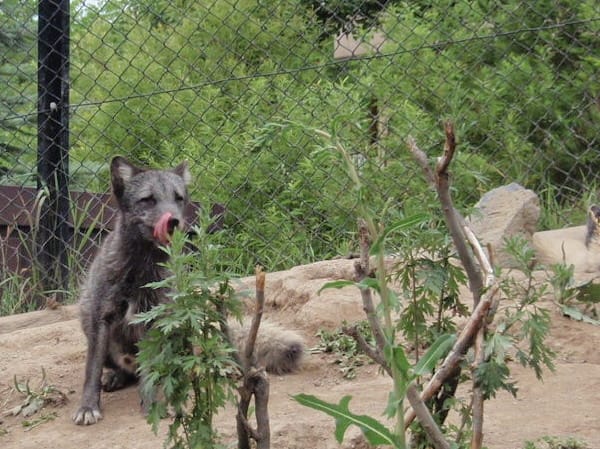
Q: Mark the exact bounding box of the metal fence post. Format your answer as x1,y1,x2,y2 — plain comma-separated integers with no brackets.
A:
37,0,70,303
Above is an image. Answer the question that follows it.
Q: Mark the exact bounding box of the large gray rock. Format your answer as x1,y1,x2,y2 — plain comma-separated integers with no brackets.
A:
467,183,540,267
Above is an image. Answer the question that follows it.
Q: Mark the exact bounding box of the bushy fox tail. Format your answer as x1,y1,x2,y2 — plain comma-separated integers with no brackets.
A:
229,320,305,375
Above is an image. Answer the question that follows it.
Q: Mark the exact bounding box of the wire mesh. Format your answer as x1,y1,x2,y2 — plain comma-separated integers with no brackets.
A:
0,0,599,309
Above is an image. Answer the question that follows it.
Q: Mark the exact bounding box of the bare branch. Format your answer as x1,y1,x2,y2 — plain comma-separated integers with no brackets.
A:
238,408,260,441
342,324,391,376
407,136,435,185
461,223,494,449
243,266,266,370
237,376,254,449
237,368,270,448
355,219,387,356
436,120,456,175
252,369,271,449
408,125,483,299
462,222,494,289
406,383,451,449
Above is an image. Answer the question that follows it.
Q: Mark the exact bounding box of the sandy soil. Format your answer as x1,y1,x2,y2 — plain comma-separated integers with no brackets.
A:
1,293,599,449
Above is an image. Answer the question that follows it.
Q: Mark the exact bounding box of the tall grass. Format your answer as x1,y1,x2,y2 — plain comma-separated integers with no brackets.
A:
0,191,107,317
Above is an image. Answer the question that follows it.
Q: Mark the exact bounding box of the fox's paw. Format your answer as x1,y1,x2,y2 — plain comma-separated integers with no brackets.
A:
72,405,102,425
102,368,136,392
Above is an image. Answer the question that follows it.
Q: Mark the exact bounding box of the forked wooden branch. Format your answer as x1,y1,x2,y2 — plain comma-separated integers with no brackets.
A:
236,266,271,449
404,123,498,446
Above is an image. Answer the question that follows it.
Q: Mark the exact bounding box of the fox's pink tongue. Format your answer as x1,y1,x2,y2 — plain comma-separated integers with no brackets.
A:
153,212,173,245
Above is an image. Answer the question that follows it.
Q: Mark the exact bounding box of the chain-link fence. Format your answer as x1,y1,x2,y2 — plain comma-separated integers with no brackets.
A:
1,0,599,311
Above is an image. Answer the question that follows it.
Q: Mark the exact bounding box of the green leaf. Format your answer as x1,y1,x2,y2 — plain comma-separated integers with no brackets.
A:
318,280,356,294
413,334,456,376
383,390,401,419
292,394,398,447
385,344,410,380
370,213,429,254
475,359,518,399
484,332,513,361
561,306,600,326
357,277,381,292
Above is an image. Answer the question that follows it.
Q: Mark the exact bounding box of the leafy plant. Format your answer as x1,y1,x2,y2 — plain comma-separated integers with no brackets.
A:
548,260,600,325
293,124,568,449
292,130,455,449
21,412,58,431
293,394,398,446
133,223,242,449
392,231,469,358
489,235,556,387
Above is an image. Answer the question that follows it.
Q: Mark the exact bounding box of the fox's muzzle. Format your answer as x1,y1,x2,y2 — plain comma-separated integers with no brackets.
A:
153,212,180,245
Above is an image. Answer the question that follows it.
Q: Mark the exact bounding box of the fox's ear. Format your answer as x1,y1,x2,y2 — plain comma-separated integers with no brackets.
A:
173,161,192,186
111,156,143,198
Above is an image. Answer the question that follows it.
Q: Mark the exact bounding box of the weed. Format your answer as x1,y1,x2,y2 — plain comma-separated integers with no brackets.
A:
5,368,67,430
134,221,241,449
491,235,556,387
313,321,374,379
548,261,600,325
524,435,589,449
22,412,58,431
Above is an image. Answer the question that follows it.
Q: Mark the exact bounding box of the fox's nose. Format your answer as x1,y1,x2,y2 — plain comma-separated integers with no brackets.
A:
167,217,180,234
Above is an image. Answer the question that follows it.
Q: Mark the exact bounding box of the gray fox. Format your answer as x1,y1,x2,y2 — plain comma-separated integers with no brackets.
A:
72,156,304,426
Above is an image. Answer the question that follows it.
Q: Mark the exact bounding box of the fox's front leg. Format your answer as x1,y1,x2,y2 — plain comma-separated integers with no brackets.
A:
73,321,110,425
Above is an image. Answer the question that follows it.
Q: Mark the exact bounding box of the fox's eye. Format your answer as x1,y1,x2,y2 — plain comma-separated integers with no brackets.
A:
139,195,156,205
174,193,184,202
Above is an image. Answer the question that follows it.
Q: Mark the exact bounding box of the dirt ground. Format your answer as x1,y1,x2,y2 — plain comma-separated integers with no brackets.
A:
1,266,600,449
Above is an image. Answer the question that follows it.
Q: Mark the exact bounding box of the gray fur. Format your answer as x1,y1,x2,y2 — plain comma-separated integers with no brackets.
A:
73,156,191,426
229,320,305,375
73,156,304,426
